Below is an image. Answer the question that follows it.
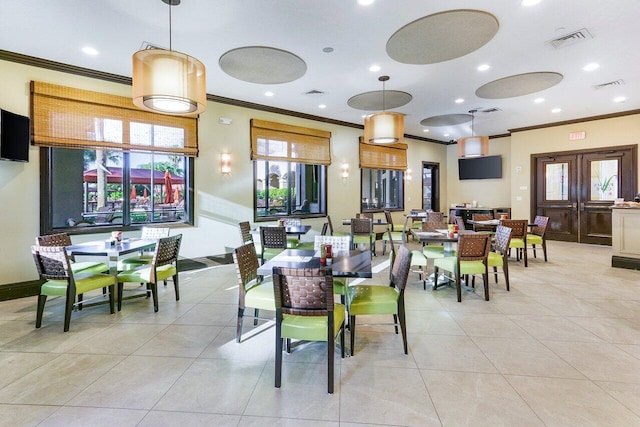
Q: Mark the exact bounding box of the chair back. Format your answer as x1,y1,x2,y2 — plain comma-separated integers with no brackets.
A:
454,216,466,231
457,233,491,262
314,235,351,253
326,215,335,235
427,211,444,223
141,227,170,239
233,243,260,290
350,218,372,235
357,212,373,220
390,245,412,291
472,213,494,232
500,219,527,240
272,266,334,316
36,232,72,247
238,221,253,244
260,226,288,250
384,210,395,228
321,222,329,236
31,245,72,281
153,234,182,267
531,216,549,237
493,225,513,255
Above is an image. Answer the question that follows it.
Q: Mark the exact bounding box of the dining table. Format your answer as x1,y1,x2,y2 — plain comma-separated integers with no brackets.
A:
257,248,372,278
252,224,312,239
66,238,157,275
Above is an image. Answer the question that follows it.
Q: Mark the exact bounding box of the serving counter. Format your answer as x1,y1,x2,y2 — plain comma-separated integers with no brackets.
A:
611,205,640,270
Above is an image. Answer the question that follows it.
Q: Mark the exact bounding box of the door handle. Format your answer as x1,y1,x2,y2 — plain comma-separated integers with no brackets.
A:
580,202,585,211
572,202,577,209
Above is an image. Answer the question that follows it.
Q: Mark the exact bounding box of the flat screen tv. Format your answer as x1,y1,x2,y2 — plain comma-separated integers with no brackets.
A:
0,109,30,162
458,155,502,180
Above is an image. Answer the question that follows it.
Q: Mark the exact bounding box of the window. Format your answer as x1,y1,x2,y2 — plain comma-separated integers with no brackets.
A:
250,119,331,221
33,81,196,234
361,168,404,212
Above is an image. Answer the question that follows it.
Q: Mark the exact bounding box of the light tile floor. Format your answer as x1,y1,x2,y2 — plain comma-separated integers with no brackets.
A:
1,240,640,426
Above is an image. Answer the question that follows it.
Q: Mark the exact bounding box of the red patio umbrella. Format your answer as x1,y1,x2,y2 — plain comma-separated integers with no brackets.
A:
130,186,137,200
164,170,174,204
174,187,180,203
143,188,148,198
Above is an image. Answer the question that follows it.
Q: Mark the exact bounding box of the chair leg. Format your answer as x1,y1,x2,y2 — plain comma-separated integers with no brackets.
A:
77,293,83,311
236,307,244,343
151,282,159,312
275,317,282,388
398,299,408,355
542,240,548,262
63,292,74,332
503,262,510,291
350,315,356,356
483,270,490,301
328,316,335,394
382,241,386,256
35,294,47,328
532,244,537,259
117,282,124,311
523,246,528,267
254,308,259,326
393,314,399,334
286,338,291,353
108,284,115,314
493,266,498,283
340,322,345,358
456,271,462,302
173,274,180,301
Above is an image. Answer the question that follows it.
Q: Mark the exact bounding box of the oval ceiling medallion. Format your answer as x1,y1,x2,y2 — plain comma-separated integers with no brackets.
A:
476,72,564,99
386,9,499,65
420,114,472,127
219,46,306,84
347,90,412,111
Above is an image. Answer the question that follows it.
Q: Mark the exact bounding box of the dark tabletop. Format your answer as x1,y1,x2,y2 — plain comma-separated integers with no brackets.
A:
257,248,372,278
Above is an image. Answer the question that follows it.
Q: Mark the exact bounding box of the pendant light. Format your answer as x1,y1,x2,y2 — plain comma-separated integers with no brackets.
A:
363,76,404,144
132,0,206,115
457,109,488,157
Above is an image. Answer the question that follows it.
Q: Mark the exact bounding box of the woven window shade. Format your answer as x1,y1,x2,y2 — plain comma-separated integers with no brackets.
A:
250,119,331,165
30,81,198,156
359,138,407,171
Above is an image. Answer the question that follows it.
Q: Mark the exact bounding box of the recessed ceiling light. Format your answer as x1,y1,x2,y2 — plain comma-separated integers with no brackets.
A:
361,114,367,118
443,133,450,137
82,46,99,56
318,104,327,109
534,97,545,103
477,64,491,71
583,62,600,71
369,64,381,72
423,129,429,132
264,91,274,97
551,108,562,113
455,98,464,104
522,0,542,6
613,96,627,103
358,0,375,5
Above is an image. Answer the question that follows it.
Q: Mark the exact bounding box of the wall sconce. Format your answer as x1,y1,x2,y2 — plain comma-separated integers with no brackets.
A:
405,168,412,181
220,153,231,174
341,163,350,179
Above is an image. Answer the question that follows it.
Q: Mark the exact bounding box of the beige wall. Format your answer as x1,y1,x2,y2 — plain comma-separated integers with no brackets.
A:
0,59,447,285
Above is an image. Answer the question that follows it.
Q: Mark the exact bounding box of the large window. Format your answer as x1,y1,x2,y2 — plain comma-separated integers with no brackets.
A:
361,168,404,212
33,81,196,234
255,160,326,219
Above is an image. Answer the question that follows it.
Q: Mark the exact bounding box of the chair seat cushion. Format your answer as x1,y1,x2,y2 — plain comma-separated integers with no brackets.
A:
434,257,486,275
70,261,108,275
118,254,154,270
527,235,543,245
245,280,276,311
352,234,373,245
382,231,404,241
286,238,299,249
422,245,447,259
41,273,115,297
281,303,345,341
509,238,525,249
262,248,285,261
348,285,399,316
333,278,346,295
117,264,176,284
411,250,428,267
487,251,503,267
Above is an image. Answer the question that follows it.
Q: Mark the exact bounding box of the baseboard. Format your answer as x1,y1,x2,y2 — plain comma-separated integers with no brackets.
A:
612,255,640,270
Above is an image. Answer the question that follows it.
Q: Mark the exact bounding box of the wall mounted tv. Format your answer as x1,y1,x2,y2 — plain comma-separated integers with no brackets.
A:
458,155,502,180
0,109,30,163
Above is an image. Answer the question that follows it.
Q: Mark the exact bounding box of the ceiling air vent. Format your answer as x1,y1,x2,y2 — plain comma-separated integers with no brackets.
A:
479,107,501,113
594,79,625,90
304,89,325,96
548,28,593,49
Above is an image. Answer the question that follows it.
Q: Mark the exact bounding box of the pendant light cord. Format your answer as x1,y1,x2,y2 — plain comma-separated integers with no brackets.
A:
168,2,172,51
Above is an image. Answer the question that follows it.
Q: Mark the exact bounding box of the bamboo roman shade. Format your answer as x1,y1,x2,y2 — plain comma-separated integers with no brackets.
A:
31,81,199,156
250,119,331,165
359,137,407,171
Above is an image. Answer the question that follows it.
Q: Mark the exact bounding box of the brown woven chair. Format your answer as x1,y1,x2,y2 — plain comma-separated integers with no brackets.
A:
233,243,275,342
434,233,491,302
382,210,404,256
259,226,287,264
472,213,494,232
31,245,115,332
427,211,445,224
273,266,345,394
238,221,262,255
36,233,108,275
350,217,375,256
501,219,528,267
475,225,513,291
526,216,549,262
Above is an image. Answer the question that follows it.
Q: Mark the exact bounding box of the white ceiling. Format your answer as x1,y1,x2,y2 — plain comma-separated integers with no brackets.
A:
1,0,639,143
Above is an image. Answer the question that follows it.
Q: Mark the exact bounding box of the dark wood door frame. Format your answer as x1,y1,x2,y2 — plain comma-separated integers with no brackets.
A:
422,161,440,212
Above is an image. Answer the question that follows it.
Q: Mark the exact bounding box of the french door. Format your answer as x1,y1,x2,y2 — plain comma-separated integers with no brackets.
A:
533,145,637,245
422,162,440,212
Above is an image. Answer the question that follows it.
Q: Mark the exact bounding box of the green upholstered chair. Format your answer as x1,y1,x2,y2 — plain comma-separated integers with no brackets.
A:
382,210,405,256
238,221,262,255
282,217,303,248
433,233,491,302
259,226,288,265
31,245,115,332
485,225,513,291
118,227,170,271
36,233,108,275
350,217,375,256
326,215,348,237
526,216,549,262
501,219,528,267
348,244,412,356
233,243,275,342
273,266,345,394
116,234,181,312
